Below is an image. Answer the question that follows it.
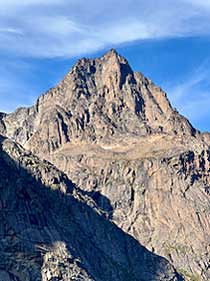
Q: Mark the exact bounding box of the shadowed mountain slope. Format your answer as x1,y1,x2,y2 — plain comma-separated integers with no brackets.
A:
0,136,181,281
0,49,209,280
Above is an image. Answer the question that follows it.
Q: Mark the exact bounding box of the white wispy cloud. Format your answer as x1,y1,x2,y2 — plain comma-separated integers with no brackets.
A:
0,27,23,35
166,61,210,125
184,0,210,8
0,59,42,112
0,0,67,9
0,0,210,58
1,0,210,130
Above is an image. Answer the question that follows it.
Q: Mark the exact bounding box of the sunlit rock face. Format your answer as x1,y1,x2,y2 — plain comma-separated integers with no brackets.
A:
0,136,180,281
0,49,196,153
0,49,209,280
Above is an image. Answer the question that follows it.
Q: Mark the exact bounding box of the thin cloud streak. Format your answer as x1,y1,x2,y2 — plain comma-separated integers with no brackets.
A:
1,0,210,132
167,61,210,124
0,0,210,58
184,0,210,9
0,27,23,35
0,60,41,113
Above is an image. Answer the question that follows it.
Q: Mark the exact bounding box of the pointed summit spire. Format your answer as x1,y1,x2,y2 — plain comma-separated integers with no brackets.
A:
101,48,120,60
108,48,118,55
101,48,129,65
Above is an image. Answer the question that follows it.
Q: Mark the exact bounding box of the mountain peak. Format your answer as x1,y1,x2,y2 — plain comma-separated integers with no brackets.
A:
106,48,118,55
0,49,209,281
102,48,120,59
101,48,129,65
68,49,130,81
1,50,197,153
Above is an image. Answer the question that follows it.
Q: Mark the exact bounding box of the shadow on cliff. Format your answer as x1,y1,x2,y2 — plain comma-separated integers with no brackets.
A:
79,189,114,220
0,139,184,281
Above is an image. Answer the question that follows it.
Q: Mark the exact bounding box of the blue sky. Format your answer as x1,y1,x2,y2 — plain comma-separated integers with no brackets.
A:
1,1,210,132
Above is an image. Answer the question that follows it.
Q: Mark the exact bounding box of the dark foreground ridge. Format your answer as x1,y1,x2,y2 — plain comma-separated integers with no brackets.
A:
0,49,209,280
0,136,181,281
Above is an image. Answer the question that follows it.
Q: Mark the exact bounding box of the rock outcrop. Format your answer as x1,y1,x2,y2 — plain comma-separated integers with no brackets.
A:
0,49,196,154
0,136,180,281
0,49,209,280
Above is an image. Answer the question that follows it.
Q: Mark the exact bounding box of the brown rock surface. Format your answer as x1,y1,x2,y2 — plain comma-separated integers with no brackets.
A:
0,49,209,280
0,136,180,281
0,49,196,153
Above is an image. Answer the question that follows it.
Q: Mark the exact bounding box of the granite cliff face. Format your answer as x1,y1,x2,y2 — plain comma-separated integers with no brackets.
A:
0,136,180,281
0,49,196,153
0,49,209,280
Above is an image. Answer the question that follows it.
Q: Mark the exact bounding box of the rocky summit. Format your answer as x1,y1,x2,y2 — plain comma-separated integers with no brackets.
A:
0,49,209,281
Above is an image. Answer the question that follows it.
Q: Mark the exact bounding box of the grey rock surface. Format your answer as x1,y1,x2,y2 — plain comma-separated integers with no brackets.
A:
0,49,196,153
0,49,209,280
0,136,180,281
